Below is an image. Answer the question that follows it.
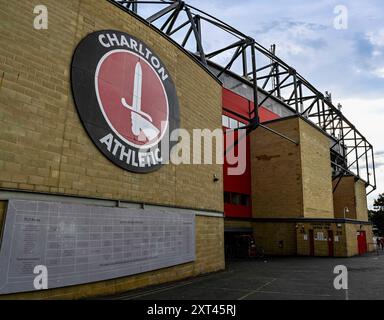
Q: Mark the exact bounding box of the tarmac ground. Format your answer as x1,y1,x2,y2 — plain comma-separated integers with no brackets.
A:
103,251,384,300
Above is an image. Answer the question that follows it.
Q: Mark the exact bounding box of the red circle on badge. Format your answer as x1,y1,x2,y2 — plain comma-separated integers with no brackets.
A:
95,50,169,148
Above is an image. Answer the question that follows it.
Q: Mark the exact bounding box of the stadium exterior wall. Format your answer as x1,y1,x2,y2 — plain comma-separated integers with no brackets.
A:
0,0,224,299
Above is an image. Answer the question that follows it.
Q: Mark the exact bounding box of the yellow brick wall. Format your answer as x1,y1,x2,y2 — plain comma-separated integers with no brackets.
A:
365,226,375,252
224,219,253,230
0,0,225,299
299,120,334,218
355,179,368,221
250,116,334,219
0,0,223,212
333,176,355,219
345,223,359,257
250,117,302,217
333,176,369,221
252,222,297,255
364,226,376,252
1,215,224,300
333,225,349,257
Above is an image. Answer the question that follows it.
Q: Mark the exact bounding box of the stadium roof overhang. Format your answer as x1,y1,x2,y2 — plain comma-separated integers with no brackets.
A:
109,0,376,195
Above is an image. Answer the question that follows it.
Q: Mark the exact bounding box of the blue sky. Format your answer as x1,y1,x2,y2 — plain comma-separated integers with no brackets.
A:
184,0,384,206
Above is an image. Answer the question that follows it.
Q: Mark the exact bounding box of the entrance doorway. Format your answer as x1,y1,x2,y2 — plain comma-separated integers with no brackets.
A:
357,230,367,255
224,229,254,259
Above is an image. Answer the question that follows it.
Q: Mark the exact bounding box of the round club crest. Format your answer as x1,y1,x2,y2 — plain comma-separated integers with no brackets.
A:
71,30,180,173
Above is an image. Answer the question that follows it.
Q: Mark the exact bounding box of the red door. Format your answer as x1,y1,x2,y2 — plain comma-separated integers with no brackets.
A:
309,230,315,256
357,231,367,255
327,230,334,257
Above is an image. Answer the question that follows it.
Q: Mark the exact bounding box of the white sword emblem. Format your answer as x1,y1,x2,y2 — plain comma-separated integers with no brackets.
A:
121,61,160,141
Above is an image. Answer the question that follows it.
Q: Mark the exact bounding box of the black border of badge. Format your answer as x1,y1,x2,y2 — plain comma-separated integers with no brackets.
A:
70,30,180,173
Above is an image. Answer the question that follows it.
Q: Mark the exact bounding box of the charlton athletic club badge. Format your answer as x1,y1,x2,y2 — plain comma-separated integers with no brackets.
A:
71,30,180,173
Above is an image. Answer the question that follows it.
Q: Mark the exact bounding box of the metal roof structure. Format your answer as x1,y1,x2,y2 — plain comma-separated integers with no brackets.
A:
109,0,376,194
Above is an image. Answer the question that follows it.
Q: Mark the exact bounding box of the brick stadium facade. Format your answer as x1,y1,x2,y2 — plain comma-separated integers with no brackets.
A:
0,0,376,299
220,71,373,258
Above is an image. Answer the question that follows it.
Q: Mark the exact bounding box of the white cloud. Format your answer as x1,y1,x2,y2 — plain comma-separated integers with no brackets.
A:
372,67,384,78
366,29,384,47
363,30,384,79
